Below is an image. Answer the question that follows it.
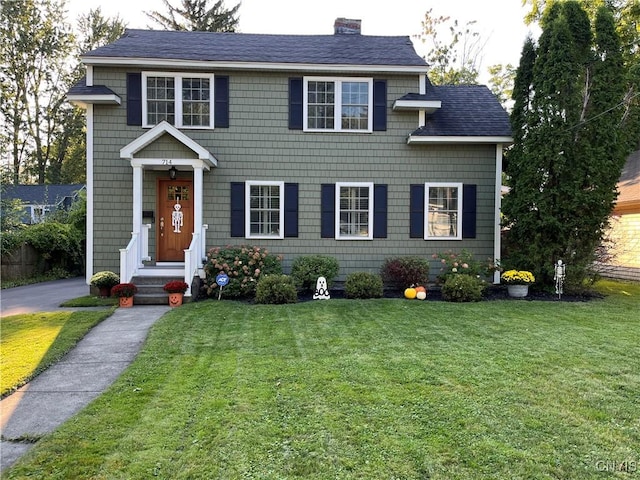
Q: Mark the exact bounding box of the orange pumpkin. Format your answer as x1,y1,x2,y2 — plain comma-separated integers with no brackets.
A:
415,286,426,294
404,287,417,299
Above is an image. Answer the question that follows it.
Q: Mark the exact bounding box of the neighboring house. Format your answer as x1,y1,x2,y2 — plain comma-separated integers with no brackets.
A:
598,149,640,281
67,20,512,295
2,184,85,224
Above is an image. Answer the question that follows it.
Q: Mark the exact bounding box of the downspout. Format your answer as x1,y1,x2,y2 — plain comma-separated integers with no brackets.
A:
494,144,503,284
85,66,94,285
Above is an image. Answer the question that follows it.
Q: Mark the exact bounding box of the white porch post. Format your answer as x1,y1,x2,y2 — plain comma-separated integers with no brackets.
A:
193,165,204,265
132,165,144,267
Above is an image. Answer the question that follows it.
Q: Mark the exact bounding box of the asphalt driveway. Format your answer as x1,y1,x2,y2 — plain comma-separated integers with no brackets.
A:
0,277,89,317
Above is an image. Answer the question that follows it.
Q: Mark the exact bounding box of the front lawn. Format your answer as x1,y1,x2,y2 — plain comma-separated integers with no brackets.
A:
0,309,114,398
4,281,639,479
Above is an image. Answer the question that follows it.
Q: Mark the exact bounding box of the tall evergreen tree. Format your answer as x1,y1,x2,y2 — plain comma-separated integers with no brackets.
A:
503,2,636,287
146,0,240,32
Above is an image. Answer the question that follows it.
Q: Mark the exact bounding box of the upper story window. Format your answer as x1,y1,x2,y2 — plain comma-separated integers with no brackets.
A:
336,182,373,239
246,181,284,239
304,77,373,132
425,183,463,240
142,72,214,128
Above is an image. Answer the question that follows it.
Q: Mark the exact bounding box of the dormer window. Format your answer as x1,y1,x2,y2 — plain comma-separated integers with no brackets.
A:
142,72,214,129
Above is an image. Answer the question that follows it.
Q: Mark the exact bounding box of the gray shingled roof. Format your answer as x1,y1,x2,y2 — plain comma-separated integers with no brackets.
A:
412,85,512,137
82,29,428,67
3,184,85,205
67,77,118,96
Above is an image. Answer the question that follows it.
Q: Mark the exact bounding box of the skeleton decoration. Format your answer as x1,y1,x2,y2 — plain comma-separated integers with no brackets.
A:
171,203,183,233
554,260,566,299
313,276,330,300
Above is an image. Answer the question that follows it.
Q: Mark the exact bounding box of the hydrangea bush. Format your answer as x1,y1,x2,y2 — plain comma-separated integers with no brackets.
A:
203,245,282,299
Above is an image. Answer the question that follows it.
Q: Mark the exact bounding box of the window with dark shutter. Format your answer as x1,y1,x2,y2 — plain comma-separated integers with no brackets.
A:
373,184,387,238
126,73,142,126
230,182,245,237
320,184,335,238
373,79,387,131
410,184,425,238
462,184,477,239
284,183,299,238
214,76,229,128
289,78,303,130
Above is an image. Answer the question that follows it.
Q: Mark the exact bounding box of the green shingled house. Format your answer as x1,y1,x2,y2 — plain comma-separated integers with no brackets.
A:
68,20,512,297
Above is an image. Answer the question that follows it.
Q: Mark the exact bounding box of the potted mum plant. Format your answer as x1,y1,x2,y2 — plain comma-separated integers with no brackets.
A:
163,280,189,307
90,271,120,297
110,283,138,307
501,270,535,298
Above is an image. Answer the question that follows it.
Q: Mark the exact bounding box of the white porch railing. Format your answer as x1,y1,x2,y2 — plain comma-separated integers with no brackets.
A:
183,224,208,297
121,224,208,293
119,233,139,284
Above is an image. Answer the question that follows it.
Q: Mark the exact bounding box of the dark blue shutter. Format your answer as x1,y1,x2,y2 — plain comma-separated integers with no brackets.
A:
126,73,142,126
289,77,303,130
321,184,335,238
462,184,477,238
373,184,387,238
214,76,229,128
230,182,245,237
410,184,425,238
284,183,298,237
373,79,387,131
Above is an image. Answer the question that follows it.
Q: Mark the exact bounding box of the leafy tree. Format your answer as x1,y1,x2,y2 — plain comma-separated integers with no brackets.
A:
415,8,485,85
146,0,240,32
0,0,75,184
487,63,517,108
52,8,127,184
503,2,636,288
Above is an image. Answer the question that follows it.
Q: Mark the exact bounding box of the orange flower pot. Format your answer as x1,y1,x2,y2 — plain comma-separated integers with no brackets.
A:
119,296,134,308
168,292,183,307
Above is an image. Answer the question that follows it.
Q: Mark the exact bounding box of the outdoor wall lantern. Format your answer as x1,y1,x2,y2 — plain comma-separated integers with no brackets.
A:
168,166,178,180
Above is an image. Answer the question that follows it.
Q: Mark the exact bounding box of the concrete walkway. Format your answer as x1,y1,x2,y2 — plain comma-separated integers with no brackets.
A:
0,281,169,472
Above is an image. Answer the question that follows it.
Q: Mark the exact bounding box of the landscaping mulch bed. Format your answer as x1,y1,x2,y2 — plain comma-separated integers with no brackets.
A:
297,285,603,303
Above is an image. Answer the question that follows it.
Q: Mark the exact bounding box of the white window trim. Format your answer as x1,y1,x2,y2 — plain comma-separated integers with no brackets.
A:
303,76,373,133
142,72,215,129
335,182,374,240
424,182,463,240
245,181,284,240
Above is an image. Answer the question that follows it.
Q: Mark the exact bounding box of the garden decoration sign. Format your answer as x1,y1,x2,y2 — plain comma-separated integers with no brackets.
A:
215,273,229,300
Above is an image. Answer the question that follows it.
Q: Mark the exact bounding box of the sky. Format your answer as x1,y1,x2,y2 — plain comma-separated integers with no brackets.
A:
65,0,539,83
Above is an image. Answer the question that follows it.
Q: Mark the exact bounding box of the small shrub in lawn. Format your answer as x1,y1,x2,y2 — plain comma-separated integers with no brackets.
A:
290,255,339,293
255,275,297,304
432,249,498,284
345,272,384,299
441,274,485,302
203,245,282,299
380,256,430,289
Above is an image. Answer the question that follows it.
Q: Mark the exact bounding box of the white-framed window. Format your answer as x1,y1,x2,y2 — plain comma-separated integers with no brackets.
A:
304,77,373,132
425,183,463,240
336,182,373,240
246,181,284,239
142,72,214,128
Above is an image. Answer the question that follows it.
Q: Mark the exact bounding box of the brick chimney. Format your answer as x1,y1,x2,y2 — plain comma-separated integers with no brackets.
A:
334,18,361,34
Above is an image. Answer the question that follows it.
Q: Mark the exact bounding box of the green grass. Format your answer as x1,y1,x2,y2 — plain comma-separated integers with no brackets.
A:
0,309,114,398
59,295,118,308
3,281,639,479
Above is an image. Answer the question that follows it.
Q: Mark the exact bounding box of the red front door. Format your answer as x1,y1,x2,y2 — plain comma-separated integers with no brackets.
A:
157,179,194,262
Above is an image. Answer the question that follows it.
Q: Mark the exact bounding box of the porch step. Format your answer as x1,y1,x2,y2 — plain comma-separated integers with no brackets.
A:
131,275,190,306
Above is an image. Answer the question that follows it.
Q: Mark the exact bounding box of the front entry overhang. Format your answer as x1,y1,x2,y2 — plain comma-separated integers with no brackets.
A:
119,121,217,288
